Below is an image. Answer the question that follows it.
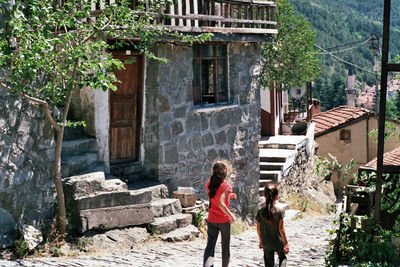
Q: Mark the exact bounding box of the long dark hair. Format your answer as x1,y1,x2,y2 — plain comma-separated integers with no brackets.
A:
208,160,230,199
262,183,279,224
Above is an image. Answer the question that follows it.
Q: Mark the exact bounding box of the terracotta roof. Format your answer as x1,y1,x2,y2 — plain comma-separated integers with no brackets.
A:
311,105,374,136
364,146,400,169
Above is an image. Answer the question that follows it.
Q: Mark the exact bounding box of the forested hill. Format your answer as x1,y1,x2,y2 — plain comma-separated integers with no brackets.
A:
289,0,400,111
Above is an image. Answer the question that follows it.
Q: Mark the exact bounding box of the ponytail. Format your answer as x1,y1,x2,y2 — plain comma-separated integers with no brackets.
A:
262,183,279,224
208,160,230,199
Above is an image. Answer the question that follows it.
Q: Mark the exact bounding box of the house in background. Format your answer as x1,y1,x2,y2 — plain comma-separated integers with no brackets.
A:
311,105,400,190
260,87,286,136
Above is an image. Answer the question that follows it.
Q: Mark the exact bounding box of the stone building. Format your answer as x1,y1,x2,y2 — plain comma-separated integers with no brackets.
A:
71,1,278,214
0,0,278,246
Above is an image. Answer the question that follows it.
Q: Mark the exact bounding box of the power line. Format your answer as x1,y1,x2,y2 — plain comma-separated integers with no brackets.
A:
314,43,375,74
319,36,372,55
322,35,372,51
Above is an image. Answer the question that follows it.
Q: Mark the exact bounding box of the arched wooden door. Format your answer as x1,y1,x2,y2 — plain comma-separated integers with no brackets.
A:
109,51,143,163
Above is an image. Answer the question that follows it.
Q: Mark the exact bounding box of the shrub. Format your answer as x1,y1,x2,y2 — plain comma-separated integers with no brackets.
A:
291,121,308,135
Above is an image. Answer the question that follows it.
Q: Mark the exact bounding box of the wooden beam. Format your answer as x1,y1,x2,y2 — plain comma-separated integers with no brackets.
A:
201,26,277,34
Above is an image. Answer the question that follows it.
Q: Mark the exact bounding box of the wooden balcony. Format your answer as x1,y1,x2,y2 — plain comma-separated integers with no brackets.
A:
93,0,277,35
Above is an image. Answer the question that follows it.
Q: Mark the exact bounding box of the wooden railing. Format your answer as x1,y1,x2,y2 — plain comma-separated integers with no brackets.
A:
93,0,277,35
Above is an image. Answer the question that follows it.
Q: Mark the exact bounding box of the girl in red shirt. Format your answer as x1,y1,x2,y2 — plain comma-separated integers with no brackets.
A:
203,160,237,267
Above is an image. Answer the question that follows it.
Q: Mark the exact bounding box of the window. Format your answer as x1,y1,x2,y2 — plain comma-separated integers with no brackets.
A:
193,44,228,106
340,129,351,143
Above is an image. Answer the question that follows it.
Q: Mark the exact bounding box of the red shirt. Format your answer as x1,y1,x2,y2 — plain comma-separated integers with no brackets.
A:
206,181,232,223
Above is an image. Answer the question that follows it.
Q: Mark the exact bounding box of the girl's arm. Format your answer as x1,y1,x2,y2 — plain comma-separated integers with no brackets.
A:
256,223,262,249
278,219,289,254
219,190,235,223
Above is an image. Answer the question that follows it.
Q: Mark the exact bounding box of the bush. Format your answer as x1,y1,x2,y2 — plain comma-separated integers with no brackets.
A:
291,121,308,135
325,214,400,266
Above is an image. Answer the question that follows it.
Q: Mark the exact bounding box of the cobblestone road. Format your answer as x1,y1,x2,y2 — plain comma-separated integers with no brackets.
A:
0,215,335,267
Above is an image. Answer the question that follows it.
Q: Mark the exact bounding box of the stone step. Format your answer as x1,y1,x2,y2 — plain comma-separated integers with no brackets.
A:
74,190,152,211
61,153,98,177
110,162,143,182
151,198,182,218
134,184,169,201
62,138,97,157
259,156,287,163
63,172,127,198
78,204,153,233
260,170,281,181
260,162,285,171
79,162,106,176
259,143,297,150
160,224,200,242
259,148,296,163
147,213,192,235
63,125,87,141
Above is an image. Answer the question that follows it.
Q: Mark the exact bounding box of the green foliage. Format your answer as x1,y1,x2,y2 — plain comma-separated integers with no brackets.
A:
51,247,61,257
360,172,400,223
368,121,400,143
260,0,320,90
14,238,28,259
316,153,356,185
290,0,400,111
194,206,204,228
0,0,210,115
385,98,399,120
325,214,400,266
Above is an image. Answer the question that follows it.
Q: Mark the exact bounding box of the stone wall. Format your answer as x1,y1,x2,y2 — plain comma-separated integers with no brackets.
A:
0,94,55,247
280,144,336,211
144,42,261,215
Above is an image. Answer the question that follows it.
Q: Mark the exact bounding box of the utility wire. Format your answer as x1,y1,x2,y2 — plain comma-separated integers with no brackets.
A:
322,35,372,51
314,43,375,74
319,36,372,55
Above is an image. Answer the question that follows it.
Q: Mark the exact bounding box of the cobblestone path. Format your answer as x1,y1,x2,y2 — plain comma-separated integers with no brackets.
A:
0,215,335,267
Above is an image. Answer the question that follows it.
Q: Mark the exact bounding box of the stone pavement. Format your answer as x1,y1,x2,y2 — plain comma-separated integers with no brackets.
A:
0,215,335,267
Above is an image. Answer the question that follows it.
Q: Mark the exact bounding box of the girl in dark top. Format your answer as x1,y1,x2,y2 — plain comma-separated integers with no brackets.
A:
203,160,237,267
256,183,289,267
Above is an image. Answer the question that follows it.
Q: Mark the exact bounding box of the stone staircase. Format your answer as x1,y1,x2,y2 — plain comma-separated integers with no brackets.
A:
61,126,105,178
258,136,307,196
62,172,199,242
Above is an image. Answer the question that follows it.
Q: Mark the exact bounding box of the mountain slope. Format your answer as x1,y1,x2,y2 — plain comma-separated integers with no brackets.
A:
289,0,400,111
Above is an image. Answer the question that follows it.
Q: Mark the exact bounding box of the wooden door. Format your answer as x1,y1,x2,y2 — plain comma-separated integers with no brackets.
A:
109,52,143,162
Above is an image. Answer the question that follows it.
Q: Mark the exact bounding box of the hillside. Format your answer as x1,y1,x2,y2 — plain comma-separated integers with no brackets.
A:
289,0,400,111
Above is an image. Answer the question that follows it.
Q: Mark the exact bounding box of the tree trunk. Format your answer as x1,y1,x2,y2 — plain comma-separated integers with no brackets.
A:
54,126,67,234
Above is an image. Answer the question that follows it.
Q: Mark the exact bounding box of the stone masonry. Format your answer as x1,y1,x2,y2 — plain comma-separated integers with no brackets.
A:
0,2,55,247
0,95,55,247
280,144,336,210
144,42,262,216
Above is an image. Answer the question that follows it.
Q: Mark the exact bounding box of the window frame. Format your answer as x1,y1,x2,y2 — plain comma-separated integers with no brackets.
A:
340,129,351,143
192,43,229,106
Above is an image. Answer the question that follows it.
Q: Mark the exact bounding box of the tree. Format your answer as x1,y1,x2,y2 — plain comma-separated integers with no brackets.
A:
260,0,320,90
0,0,209,234
385,97,399,119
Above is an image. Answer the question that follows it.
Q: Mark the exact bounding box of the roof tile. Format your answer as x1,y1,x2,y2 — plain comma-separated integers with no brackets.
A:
312,106,373,135
364,146,400,168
